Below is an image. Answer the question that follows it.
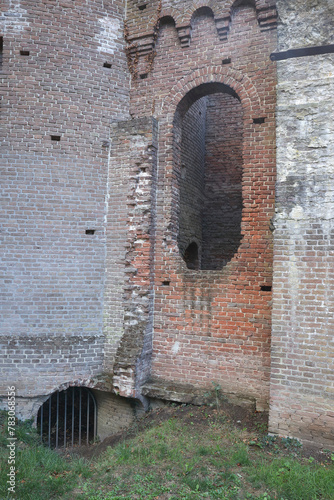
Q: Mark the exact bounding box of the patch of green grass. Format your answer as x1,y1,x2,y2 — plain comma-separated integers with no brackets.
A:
197,445,211,456
230,443,252,466
0,411,92,500
1,408,334,500
248,456,334,500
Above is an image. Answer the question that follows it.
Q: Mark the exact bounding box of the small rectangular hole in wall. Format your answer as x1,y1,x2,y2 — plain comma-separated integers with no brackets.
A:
103,62,112,68
253,117,265,124
138,3,147,10
162,281,170,286
51,135,61,141
222,58,231,65
20,50,30,56
85,229,95,235
261,285,272,292
140,73,148,79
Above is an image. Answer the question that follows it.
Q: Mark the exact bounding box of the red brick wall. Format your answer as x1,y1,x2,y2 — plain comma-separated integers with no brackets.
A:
178,98,207,262
123,2,277,409
178,92,243,271
202,93,243,270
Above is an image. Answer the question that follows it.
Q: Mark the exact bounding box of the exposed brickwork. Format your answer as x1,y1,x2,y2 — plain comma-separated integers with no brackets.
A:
0,334,104,396
124,3,277,410
91,390,144,441
0,0,130,396
269,0,334,449
1,0,333,450
178,98,207,261
202,93,243,269
177,92,244,271
109,118,158,401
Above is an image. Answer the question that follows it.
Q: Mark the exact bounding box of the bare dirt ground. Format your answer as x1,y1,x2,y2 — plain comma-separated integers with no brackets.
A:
62,401,332,465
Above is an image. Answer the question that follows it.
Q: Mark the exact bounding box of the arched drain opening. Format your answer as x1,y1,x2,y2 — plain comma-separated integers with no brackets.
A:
37,387,97,448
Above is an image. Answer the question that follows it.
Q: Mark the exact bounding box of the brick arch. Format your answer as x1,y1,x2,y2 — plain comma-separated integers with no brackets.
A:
157,63,270,269
190,3,216,21
191,2,215,23
159,8,178,25
157,64,265,260
56,379,98,393
160,65,263,119
180,2,224,29
177,0,275,29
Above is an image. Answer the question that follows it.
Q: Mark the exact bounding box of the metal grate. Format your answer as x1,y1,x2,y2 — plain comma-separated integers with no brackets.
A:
37,387,97,448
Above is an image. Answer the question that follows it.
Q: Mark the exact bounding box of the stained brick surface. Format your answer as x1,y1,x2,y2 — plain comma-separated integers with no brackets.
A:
269,0,334,448
0,0,130,394
124,3,277,410
202,93,243,269
1,0,333,449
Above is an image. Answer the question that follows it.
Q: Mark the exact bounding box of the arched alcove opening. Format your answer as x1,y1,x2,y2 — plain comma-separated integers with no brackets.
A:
175,83,244,270
232,0,256,8
184,241,200,269
37,387,97,448
159,15,176,27
191,6,215,21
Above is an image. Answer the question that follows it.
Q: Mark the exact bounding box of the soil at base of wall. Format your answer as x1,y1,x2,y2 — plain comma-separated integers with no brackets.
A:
58,402,333,464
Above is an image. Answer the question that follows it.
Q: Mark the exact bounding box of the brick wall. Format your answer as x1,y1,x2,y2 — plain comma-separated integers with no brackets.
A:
269,0,334,448
91,390,144,441
110,117,158,401
4,0,332,451
123,1,277,410
0,0,130,398
178,97,207,262
202,93,243,270
178,92,244,271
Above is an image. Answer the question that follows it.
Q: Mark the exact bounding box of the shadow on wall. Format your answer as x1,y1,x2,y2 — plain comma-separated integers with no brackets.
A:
176,84,244,270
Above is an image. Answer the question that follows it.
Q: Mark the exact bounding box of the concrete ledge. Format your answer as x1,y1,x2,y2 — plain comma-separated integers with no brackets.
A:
141,378,256,409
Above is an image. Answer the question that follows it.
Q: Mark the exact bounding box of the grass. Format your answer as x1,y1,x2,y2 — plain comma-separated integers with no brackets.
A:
0,411,92,499
0,407,333,499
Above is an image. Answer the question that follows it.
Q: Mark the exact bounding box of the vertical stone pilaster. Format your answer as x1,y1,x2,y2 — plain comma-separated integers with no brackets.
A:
104,118,158,400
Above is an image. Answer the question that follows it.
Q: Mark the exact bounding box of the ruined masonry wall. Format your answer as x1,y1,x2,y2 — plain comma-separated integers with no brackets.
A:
0,0,130,400
124,3,277,409
269,0,334,448
110,118,158,400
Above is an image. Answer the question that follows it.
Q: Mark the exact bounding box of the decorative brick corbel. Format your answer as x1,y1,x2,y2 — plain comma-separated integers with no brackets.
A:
257,5,278,31
176,25,192,48
125,33,155,77
215,16,231,41
127,33,155,58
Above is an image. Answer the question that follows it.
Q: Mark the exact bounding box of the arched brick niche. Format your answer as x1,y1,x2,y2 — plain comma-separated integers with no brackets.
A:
149,67,276,410
175,83,244,270
159,67,265,264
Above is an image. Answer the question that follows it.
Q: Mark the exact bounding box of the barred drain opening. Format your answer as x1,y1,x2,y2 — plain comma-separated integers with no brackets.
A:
37,387,97,448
